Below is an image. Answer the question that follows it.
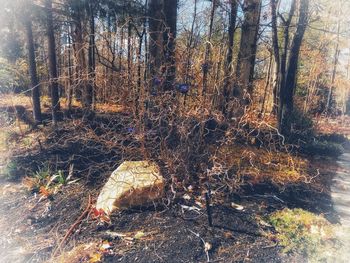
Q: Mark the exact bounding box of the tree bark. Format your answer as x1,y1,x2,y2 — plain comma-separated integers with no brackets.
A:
45,0,60,125
148,0,178,92
325,16,341,114
222,0,238,115
279,0,309,135
24,10,42,124
148,0,164,82
163,0,178,91
270,0,282,115
87,0,95,109
234,0,261,100
202,0,217,99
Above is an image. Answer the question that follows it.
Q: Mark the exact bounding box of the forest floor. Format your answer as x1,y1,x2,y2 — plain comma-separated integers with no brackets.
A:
0,94,349,263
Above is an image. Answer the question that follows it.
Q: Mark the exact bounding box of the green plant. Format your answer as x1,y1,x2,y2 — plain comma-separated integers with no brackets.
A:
49,169,67,186
268,208,339,261
23,163,73,196
288,110,315,138
302,140,344,157
3,160,19,179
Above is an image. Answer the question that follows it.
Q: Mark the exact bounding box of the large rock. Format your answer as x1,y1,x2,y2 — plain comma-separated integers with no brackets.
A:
96,161,164,214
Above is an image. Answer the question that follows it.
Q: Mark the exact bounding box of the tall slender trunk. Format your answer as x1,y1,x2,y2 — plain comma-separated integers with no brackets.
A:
87,0,95,109
261,53,273,115
67,26,73,114
276,0,296,121
148,0,164,82
45,0,60,125
222,0,238,115
202,0,217,99
163,0,178,91
325,16,341,114
24,11,42,124
279,0,309,135
234,0,261,100
127,19,132,90
270,0,281,115
71,5,87,105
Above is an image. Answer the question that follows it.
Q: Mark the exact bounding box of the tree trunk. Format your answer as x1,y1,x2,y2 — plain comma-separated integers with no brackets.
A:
325,17,341,114
148,0,164,84
148,0,178,93
279,0,309,135
86,0,95,109
202,0,217,99
45,0,60,125
234,0,261,100
222,0,238,116
270,0,282,115
24,11,42,124
67,27,73,115
163,0,178,91
260,53,273,115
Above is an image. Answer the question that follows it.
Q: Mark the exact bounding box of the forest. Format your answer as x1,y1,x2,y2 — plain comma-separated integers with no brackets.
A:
0,0,350,262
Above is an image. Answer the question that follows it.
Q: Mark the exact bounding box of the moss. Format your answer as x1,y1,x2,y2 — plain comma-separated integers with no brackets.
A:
268,208,339,261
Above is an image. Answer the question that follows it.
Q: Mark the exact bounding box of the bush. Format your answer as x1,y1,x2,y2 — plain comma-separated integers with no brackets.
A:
288,110,315,139
3,160,20,179
302,140,344,157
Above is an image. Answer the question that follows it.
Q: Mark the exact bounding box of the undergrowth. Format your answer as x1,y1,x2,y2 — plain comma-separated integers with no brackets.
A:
22,163,75,197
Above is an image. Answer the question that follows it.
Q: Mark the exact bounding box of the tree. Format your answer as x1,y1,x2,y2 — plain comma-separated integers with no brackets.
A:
148,0,164,86
86,0,95,109
279,0,310,135
148,0,178,93
270,0,282,115
234,0,262,101
202,0,217,99
222,0,238,115
24,4,42,124
45,0,60,125
68,0,88,108
163,0,178,91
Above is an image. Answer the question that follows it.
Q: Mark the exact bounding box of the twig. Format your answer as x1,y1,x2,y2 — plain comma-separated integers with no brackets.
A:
52,194,92,258
188,229,211,262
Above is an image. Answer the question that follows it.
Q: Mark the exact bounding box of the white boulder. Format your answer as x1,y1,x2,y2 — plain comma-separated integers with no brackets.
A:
96,161,164,214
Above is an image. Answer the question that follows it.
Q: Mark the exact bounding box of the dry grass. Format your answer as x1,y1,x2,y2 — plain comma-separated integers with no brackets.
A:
315,116,350,137
213,144,309,186
0,94,32,108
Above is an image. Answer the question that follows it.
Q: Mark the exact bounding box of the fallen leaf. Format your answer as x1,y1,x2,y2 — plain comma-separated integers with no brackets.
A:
204,242,212,252
183,194,191,200
134,231,145,239
231,202,244,211
89,253,102,263
39,186,51,197
100,241,112,251
259,219,272,227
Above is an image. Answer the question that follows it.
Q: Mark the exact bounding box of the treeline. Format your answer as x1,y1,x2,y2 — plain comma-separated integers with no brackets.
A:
0,0,349,135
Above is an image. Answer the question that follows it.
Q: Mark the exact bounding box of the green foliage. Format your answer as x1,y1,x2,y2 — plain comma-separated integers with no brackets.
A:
287,110,315,139
3,160,20,179
23,164,74,195
289,110,314,137
0,58,29,94
0,29,22,62
268,208,338,260
303,140,344,157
